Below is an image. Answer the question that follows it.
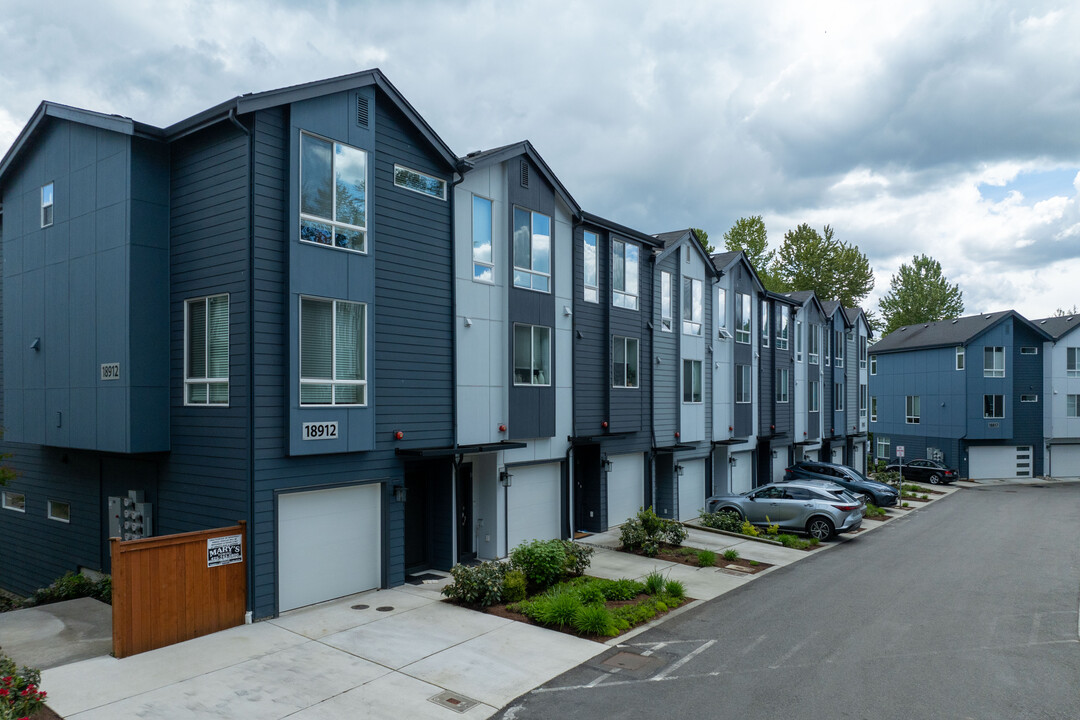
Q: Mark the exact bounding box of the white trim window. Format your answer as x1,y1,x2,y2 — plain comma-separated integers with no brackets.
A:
776,306,790,350
735,364,751,404
735,293,751,344
983,394,1004,419
824,328,831,367
1067,348,1080,378
761,300,770,347
809,380,820,412
513,207,552,292
2,491,25,512
472,196,494,283
956,346,965,370
41,182,54,227
583,231,599,303
859,336,867,368
612,336,639,389
300,297,367,405
47,499,71,523
1067,394,1080,418
876,436,890,460
809,325,820,365
185,294,229,405
906,395,921,424
513,324,551,386
612,239,639,310
870,396,878,422
393,164,446,200
984,346,1004,377
834,383,844,411
1020,394,1038,403
869,354,876,375
860,383,867,418
795,320,803,361
660,271,672,331
683,359,703,403
835,330,844,368
300,132,367,253
775,368,789,403
682,277,703,336
717,288,727,330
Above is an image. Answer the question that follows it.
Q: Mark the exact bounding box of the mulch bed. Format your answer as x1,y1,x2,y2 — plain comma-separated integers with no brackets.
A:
477,592,691,642
632,545,774,572
32,706,63,720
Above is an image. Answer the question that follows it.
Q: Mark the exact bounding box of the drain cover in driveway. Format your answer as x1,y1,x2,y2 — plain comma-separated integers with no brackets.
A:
429,691,480,713
603,651,655,670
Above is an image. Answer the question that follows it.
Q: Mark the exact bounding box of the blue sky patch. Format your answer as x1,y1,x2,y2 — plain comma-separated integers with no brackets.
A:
979,168,1078,204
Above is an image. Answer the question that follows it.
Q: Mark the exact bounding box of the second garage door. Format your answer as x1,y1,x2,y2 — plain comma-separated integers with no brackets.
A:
507,463,563,550
1050,445,1080,478
731,452,753,494
968,446,1032,479
677,459,706,521
607,453,644,528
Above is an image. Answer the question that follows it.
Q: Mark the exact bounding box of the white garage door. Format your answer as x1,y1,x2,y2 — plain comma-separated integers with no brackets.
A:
731,452,753,494
852,444,864,473
677,459,706,521
278,483,381,612
607,453,644,528
968,446,1032,479
802,449,820,462
771,447,789,484
830,446,842,464
1050,445,1080,478
507,463,562,550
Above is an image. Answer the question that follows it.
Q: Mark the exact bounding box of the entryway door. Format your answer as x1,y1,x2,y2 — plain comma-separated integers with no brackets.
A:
278,484,382,612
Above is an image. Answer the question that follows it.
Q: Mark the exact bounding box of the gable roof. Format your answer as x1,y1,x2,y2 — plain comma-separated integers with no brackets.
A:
871,310,1052,354
782,290,827,319
654,229,718,277
580,211,663,248
844,306,874,338
461,140,581,217
710,250,766,293
1030,314,1080,340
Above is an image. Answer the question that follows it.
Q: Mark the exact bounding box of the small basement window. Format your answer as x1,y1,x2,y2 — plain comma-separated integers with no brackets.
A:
2,491,26,512
48,499,71,523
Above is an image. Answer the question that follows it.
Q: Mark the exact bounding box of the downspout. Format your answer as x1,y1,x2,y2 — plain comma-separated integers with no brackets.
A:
565,210,582,540
648,249,658,510
448,166,468,561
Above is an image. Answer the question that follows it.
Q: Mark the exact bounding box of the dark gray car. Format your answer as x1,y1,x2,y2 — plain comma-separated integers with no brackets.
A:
705,480,864,540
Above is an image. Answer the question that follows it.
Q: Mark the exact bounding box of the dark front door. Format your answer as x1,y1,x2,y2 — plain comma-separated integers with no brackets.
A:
457,463,474,563
573,444,602,533
404,470,427,572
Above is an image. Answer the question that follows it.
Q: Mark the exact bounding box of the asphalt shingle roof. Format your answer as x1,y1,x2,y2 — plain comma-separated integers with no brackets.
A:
1029,314,1080,340
871,311,1032,353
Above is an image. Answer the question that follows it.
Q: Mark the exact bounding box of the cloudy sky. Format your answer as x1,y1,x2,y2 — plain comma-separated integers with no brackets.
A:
2,0,1078,320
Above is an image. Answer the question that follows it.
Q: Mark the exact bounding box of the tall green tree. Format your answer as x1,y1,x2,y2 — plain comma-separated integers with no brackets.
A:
878,254,964,336
690,227,714,254
722,215,777,289
773,224,874,308
1053,304,1079,317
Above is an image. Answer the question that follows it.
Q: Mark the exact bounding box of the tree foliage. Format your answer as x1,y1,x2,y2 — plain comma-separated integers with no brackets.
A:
773,224,874,308
722,216,776,289
878,254,964,336
690,227,714,254
1053,304,1079,317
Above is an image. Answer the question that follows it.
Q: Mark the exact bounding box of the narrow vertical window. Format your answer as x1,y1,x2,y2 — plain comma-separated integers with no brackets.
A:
472,196,493,283
513,208,552,292
300,132,367,252
983,347,1004,377
682,277,702,335
761,300,770,347
905,395,921,424
835,330,844,367
776,306,790,350
809,325,820,365
825,328,831,367
859,383,867,418
185,294,230,405
682,360,703,403
661,271,672,331
870,354,877,375
775,368,789,403
717,288,727,329
735,293,751,343
41,182,54,227
300,297,367,405
612,336,639,388
955,346,965,370
870,396,878,422
735,364,751,404
809,381,820,412
834,383,844,411
859,335,867,368
612,239,639,309
583,231,599,302
795,320,803,361
513,324,551,386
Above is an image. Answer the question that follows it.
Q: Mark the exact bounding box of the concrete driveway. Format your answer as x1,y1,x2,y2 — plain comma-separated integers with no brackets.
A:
0,597,112,670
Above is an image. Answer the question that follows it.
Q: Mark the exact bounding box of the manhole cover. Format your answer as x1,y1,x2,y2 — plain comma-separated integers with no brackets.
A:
351,604,370,610
603,651,654,670
376,606,394,612
428,691,479,713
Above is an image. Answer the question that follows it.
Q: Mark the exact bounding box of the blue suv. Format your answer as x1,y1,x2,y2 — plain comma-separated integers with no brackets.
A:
784,461,899,507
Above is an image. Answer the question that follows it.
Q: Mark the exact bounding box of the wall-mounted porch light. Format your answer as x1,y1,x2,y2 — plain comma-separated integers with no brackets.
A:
393,485,408,503
601,455,613,473
500,469,513,487
674,463,684,477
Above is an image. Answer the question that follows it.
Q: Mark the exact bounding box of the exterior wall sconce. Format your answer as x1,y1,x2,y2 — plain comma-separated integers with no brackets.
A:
674,463,685,476
728,456,737,466
771,450,778,458
500,469,513,487
393,486,408,503
601,455,613,473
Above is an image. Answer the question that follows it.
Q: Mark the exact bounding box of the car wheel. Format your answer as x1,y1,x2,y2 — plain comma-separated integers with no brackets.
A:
806,517,835,541
860,493,875,506
928,474,941,485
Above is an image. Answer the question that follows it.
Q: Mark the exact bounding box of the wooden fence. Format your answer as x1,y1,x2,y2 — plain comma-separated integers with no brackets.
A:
111,522,246,658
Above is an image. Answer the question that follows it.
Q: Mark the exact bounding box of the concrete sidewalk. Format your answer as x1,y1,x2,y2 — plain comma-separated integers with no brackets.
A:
37,487,961,719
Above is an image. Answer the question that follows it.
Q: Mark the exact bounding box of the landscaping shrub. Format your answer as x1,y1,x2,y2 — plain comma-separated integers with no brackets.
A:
572,604,618,636
25,571,112,607
776,534,812,550
502,570,528,603
643,571,666,596
441,561,508,607
864,503,886,518
597,578,644,601
696,549,716,567
620,507,687,556
510,539,570,589
698,509,743,533
722,548,739,561
613,601,658,626
664,579,686,600
0,652,47,719
562,540,594,577
877,470,902,487
740,520,760,537
577,582,606,605
535,587,583,628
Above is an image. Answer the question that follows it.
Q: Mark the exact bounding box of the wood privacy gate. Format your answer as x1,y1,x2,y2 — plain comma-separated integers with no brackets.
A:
110,522,246,658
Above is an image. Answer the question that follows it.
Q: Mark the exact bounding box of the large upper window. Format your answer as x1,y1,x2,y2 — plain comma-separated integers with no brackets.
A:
876,436,890,460
613,336,639,389
776,306,790,350
583,231,599,303
514,324,551,386
683,360,703,403
683,277,702,335
809,380,820,412
1067,394,1080,418
905,395,921,424
660,271,672,331
393,165,446,200
835,330,844,367
834,383,844,411
185,295,229,405
612,240,639,309
983,394,1004,419
809,325,820,365
956,346,965,370
300,132,367,253
775,368,789,403
761,300,770,347
984,347,1004,377
735,293,751,344
735,364,751,404
472,196,493,283
300,297,367,405
1067,348,1080,377
795,320,803,361
513,208,552,292
41,182,54,228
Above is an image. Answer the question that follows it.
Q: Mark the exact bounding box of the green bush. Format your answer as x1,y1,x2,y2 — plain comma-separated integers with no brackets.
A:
877,470,902,487
809,537,820,546
0,652,47,719
664,579,686,600
613,601,657,626
722,548,739,561
502,570,528,603
740,520,760,537
864,503,886,518
776,534,812,550
698,510,743,533
577,582,606,605
535,587,583,628
620,507,687,556
562,540,594,577
643,571,666,596
441,561,508,607
696,549,716,567
26,571,112,607
572,604,618,636
596,578,644,601
510,540,569,589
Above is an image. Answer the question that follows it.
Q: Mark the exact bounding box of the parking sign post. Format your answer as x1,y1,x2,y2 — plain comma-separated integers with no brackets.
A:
896,445,905,489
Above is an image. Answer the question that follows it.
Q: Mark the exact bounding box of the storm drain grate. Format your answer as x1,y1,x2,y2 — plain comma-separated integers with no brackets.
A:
429,690,480,713
603,651,654,670
376,606,394,612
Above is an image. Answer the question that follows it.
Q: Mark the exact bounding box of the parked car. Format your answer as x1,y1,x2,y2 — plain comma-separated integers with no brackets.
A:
705,480,864,541
884,458,958,485
785,461,900,507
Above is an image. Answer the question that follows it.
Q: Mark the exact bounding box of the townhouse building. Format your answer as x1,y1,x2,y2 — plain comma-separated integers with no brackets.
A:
756,292,799,484
1032,313,1080,478
844,307,871,472
784,291,827,463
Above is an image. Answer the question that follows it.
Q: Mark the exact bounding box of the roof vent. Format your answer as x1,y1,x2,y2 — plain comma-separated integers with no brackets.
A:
1040,320,1047,324
356,95,369,128
520,160,530,188
984,314,992,320
1068,316,1074,322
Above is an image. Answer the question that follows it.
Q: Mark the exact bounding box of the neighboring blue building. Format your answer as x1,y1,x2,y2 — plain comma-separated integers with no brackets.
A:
869,311,1051,479
1032,313,1080,478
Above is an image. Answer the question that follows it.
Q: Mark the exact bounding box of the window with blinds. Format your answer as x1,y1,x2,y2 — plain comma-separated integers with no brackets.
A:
300,297,367,405
185,295,229,405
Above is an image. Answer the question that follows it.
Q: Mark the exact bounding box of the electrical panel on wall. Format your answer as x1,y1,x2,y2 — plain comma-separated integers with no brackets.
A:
108,490,154,541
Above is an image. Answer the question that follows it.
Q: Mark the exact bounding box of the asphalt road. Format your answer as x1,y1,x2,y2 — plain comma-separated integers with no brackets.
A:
498,483,1080,720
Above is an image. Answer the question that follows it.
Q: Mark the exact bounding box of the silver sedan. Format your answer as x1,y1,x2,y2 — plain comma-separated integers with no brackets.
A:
705,480,864,541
